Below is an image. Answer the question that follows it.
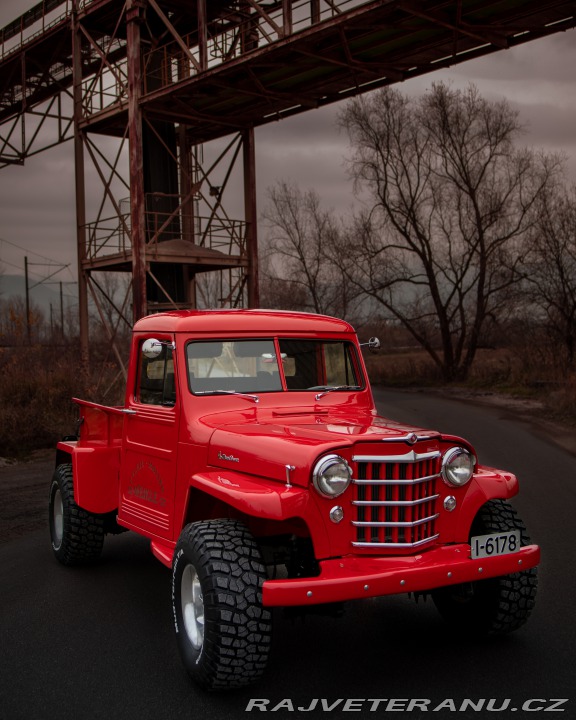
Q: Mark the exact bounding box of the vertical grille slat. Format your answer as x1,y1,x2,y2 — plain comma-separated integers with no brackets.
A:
357,462,367,543
351,450,441,550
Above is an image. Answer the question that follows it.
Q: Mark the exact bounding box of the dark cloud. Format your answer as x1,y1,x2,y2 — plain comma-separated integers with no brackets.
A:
450,33,576,83
256,107,354,213
0,148,76,271
0,0,30,26
258,106,342,145
514,102,576,148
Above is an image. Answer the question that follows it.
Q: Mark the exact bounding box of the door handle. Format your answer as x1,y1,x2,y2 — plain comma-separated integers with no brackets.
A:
121,408,137,415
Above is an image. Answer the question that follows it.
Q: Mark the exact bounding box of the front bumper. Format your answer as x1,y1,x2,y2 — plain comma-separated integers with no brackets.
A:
262,543,540,607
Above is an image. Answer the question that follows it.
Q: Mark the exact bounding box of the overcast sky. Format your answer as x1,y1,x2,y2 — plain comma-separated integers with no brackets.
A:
1,1,576,287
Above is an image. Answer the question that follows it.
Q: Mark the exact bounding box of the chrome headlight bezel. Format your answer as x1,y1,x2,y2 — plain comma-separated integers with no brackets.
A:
441,447,475,487
312,454,352,498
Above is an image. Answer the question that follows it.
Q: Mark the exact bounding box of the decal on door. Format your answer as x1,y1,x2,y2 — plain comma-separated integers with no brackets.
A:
127,460,167,507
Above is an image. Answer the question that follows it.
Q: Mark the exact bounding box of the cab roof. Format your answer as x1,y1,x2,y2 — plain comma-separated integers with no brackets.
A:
133,309,356,335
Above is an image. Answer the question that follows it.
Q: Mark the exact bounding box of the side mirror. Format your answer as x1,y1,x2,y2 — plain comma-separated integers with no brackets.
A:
142,338,163,359
360,337,381,353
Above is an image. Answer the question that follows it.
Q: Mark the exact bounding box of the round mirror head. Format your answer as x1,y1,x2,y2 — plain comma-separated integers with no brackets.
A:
142,338,163,359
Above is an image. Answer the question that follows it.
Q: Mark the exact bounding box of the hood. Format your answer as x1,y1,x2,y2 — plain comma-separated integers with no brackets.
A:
207,412,440,486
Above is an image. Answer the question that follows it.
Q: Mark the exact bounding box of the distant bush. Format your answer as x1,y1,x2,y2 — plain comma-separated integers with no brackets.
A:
0,342,126,459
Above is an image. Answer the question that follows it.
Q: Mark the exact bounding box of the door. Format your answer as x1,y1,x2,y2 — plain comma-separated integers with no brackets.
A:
118,336,179,540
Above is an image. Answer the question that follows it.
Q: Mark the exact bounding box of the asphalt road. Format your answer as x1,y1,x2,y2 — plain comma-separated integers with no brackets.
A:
1,389,574,720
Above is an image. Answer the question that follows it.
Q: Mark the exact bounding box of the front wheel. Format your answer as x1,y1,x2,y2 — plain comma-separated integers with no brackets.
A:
432,499,538,635
49,464,105,565
172,519,272,691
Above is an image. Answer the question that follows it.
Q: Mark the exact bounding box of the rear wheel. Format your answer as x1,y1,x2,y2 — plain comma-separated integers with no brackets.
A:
432,499,537,635
172,519,272,690
49,464,105,565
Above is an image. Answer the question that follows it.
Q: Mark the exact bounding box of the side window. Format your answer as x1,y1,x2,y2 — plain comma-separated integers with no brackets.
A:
137,343,176,406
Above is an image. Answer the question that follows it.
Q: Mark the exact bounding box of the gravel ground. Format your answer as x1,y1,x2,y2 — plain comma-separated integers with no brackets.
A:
0,451,53,545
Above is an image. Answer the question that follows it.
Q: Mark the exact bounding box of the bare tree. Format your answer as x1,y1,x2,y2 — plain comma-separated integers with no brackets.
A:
89,271,132,343
0,295,45,345
261,181,362,320
526,185,576,370
337,82,561,381
195,270,240,309
259,251,310,311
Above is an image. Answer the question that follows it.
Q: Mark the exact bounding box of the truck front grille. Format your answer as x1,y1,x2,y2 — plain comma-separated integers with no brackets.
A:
351,450,441,550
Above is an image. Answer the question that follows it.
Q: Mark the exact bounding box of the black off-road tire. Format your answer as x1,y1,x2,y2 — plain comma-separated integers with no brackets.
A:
172,519,272,691
432,499,537,635
49,463,105,565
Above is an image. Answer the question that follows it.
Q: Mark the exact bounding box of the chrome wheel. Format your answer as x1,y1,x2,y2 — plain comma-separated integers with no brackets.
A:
52,487,64,550
181,563,204,650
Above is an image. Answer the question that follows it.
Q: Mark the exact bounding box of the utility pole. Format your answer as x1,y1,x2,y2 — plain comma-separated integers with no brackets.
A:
24,256,31,343
60,281,64,338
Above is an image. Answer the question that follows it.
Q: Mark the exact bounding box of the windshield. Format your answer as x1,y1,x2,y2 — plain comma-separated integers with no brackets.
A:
186,338,362,395
187,340,282,394
278,339,360,391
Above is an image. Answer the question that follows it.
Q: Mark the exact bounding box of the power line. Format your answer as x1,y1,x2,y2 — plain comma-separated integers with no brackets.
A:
0,235,68,266
1,237,76,286
0,257,25,273
28,262,71,290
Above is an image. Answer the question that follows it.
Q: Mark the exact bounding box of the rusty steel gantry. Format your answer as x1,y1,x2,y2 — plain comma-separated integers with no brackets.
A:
1,0,575,367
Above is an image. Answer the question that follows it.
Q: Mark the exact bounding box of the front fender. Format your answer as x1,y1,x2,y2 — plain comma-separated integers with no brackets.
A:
438,465,520,543
187,469,330,556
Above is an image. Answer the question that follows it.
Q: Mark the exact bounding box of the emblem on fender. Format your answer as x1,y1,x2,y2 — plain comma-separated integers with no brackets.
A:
218,451,239,463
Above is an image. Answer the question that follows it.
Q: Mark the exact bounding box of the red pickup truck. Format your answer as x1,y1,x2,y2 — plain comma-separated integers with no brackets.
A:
49,309,539,690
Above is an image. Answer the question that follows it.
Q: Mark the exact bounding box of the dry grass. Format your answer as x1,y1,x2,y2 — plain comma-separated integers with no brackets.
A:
365,345,576,426
0,346,81,457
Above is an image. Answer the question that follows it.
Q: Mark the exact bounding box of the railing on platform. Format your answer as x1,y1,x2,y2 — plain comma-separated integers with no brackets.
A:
84,197,247,264
144,0,367,92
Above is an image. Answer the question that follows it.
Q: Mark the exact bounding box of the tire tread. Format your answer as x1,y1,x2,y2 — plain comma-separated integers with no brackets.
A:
50,464,105,565
174,519,272,690
433,499,537,635
475,499,538,635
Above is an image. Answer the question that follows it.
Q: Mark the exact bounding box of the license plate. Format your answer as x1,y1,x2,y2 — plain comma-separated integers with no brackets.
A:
471,530,521,559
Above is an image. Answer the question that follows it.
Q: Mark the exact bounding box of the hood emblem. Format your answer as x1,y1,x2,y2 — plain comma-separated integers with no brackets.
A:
406,433,418,445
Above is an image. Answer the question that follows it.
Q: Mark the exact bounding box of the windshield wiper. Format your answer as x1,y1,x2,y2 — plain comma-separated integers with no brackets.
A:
313,385,361,400
194,390,259,403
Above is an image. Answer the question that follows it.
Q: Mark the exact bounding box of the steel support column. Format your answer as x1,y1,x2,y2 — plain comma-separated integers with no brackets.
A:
197,0,207,71
127,0,147,321
243,127,259,308
72,1,89,365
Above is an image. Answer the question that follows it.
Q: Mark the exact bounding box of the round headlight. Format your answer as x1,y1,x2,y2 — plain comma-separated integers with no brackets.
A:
441,447,475,487
313,455,352,498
